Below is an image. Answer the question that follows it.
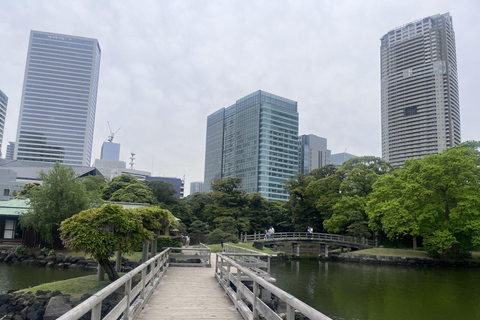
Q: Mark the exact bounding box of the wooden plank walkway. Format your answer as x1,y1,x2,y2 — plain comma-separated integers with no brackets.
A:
138,260,243,320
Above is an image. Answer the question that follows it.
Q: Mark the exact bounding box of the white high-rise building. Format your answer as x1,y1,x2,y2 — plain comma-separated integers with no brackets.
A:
0,90,7,153
299,134,327,174
14,31,101,166
381,13,460,167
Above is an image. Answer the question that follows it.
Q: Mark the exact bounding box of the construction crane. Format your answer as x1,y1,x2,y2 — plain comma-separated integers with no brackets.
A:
107,121,121,143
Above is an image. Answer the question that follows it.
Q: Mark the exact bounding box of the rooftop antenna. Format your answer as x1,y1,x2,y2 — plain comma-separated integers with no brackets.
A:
107,121,121,143
129,152,136,170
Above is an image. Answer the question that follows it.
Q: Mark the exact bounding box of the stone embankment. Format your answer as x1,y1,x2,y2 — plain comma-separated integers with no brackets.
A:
0,248,141,319
324,252,480,267
0,248,139,271
0,290,122,320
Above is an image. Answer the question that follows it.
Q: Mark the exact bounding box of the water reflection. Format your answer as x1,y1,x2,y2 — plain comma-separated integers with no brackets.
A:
270,259,480,320
0,263,95,294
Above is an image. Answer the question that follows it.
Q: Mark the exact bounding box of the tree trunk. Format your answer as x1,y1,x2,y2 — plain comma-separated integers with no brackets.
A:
413,236,417,250
98,258,119,281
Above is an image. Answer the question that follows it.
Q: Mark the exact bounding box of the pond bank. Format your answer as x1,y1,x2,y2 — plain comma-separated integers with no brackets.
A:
0,248,139,271
322,252,480,267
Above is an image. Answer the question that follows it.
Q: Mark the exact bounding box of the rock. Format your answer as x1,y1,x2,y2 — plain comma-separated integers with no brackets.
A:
12,315,23,320
4,253,17,263
43,295,72,320
46,261,55,268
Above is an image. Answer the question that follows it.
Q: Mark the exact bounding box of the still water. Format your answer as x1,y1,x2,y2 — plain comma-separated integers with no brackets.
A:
270,259,480,320
0,263,95,294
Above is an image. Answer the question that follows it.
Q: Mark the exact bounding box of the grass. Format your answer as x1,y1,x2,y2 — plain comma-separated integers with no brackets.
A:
208,242,280,254
351,247,432,259
62,251,143,262
16,275,112,300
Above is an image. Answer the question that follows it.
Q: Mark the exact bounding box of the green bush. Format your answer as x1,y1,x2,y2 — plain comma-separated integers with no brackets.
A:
207,229,238,244
15,245,27,255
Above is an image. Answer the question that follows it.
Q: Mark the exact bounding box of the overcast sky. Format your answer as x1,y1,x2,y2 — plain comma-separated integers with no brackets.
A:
1,0,478,195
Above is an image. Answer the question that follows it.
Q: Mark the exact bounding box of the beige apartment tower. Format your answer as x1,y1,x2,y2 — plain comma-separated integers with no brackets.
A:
380,13,460,167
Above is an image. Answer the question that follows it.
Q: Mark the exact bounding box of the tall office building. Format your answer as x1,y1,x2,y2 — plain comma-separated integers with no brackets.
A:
14,31,101,166
190,181,204,195
5,142,15,160
100,141,120,161
204,90,299,201
0,90,7,153
381,13,460,167
299,134,327,175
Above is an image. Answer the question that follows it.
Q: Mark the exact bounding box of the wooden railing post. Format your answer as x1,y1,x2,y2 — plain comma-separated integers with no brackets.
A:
124,278,132,320
286,303,295,320
92,302,102,320
141,268,146,299
253,281,259,319
236,269,242,301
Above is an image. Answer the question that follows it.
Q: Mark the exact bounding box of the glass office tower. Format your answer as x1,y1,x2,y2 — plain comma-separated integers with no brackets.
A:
204,90,299,201
15,31,101,166
299,134,327,175
0,90,7,153
381,13,460,167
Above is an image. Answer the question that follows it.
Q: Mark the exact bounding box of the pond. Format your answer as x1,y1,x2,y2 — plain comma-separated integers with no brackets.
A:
0,263,95,294
270,259,480,320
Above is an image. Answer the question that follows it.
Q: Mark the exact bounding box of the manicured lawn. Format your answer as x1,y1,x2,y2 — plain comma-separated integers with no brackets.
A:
351,248,432,259
16,275,112,300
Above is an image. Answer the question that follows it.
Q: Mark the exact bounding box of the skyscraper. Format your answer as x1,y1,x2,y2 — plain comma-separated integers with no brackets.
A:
0,90,7,153
299,134,327,174
204,90,299,201
100,141,120,161
381,13,460,167
14,31,101,166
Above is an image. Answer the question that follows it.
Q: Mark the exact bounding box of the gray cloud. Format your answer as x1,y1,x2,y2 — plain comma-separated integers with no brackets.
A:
1,0,478,195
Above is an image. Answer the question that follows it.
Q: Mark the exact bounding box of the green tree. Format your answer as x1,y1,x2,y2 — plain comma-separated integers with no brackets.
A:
367,143,480,254
109,183,153,203
60,204,151,280
144,180,178,205
207,228,238,245
322,156,393,235
284,174,318,231
101,174,138,200
15,182,41,198
19,163,97,245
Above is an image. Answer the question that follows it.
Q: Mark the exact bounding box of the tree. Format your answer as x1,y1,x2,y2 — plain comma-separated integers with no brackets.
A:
366,143,480,255
101,174,138,200
144,180,178,206
284,174,318,231
322,156,393,235
19,162,96,245
15,182,41,198
60,204,151,280
109,183,153,203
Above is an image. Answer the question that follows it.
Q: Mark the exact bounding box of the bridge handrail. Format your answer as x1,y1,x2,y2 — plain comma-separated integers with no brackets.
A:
215,253,332,320
242,232,375,246
222,244,275,273
57,246,212,320
57,248,170,320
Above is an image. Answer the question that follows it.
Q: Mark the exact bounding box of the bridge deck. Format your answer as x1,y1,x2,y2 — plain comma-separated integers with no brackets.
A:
138,259,242,320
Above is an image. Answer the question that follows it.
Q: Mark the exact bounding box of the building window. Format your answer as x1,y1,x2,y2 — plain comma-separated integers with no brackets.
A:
3,189,10,196
404,106,418,117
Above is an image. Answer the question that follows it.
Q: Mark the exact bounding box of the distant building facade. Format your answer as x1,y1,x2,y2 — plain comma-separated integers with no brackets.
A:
100,141,120,161
0,90,7,153
5,142,15,160
15,31,101,166
204,90,299,201
327,151,357,166
299,134,327,175
146,176,185,199
190,181,204,195
381,13,460,167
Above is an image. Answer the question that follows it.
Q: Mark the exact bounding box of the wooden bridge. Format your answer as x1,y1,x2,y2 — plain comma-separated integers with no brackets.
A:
58,245,332,320
241,232,376,257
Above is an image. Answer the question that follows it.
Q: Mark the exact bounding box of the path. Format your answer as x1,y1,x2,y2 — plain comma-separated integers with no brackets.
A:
138,257,242,320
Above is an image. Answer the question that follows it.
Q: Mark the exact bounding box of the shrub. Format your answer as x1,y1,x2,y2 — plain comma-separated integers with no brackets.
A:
15,245,27,255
